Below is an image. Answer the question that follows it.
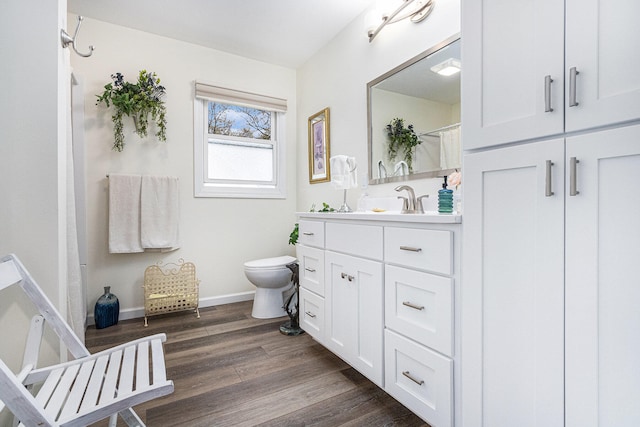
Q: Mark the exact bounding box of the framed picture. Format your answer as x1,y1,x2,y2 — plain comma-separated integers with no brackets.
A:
308,108,330,183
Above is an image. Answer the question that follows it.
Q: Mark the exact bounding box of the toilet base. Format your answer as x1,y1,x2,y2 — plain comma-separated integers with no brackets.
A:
251,284,291,319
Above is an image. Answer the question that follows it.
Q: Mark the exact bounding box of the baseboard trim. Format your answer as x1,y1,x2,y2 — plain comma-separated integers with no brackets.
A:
87,291,255,326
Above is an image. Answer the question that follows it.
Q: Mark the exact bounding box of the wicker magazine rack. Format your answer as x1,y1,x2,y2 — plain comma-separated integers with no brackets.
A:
143,259,200,327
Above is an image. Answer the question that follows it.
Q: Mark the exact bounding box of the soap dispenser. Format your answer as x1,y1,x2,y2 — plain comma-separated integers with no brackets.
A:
438,176,454,214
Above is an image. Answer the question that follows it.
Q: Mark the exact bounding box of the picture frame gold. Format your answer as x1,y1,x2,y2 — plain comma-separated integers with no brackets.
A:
308,108,330,183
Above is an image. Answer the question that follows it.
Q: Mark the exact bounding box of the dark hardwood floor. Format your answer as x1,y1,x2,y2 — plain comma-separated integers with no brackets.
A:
85,301,430,427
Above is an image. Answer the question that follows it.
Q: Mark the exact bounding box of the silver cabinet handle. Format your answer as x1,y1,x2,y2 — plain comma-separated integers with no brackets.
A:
400,246,422,252
402,371,425,386
544,75,554,112
302,232,314,236
545,160,554,197
304,267,316,273
569,67,580,107
570,157,580,196
402,301,425,311
305,311,316,318
341,272,354,282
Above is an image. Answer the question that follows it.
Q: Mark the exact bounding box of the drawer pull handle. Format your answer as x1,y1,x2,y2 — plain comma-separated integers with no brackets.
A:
304,267,316,273
302,232,314,236
402,301,425,311
400,246,422,252
341,272,355,282
402,371,425,386
305,311,316,318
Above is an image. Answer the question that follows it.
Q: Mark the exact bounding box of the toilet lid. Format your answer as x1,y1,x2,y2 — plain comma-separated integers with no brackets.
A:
244,255,297,269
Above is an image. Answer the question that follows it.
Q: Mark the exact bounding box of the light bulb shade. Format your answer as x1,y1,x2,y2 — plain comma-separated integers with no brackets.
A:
430,58,461,76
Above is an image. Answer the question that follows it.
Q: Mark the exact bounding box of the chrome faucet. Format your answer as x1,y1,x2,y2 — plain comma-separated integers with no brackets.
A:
395,185,428,214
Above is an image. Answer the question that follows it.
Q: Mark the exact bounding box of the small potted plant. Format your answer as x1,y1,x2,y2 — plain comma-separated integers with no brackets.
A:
96,70,167,152
386,118,421,172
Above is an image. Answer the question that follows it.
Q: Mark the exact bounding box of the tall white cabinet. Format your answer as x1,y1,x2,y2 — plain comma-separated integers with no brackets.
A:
564,128,640,427
463,140,566,427
463,0,640,149
462,1,640,426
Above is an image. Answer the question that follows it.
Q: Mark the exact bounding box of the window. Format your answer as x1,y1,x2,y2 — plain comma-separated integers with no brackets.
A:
194,83,287,198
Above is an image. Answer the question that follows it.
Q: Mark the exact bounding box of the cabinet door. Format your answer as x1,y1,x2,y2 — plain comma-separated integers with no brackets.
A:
565,125,640,427
462,0,564,149
462,139,565,427
325,251,384,387
565,0,640,132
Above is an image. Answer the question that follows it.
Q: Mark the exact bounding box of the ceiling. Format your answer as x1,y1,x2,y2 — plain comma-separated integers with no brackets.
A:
67,0,378,68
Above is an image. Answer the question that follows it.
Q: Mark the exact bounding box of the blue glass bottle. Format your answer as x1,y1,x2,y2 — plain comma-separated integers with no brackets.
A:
438,176,454,214
95,286,119,329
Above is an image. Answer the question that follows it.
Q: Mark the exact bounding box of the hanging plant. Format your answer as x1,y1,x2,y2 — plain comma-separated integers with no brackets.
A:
385,118,421,172
96,70,167,152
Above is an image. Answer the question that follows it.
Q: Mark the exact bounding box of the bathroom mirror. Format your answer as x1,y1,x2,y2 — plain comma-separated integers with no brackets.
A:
367,35,461,185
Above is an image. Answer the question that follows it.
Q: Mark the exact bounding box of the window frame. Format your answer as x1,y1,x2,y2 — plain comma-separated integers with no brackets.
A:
194,94,286,199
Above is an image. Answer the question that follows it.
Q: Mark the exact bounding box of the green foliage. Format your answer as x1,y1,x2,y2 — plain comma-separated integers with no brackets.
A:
385,118,421,172
288,223,299,245
96,70,167,152
310,202,335,213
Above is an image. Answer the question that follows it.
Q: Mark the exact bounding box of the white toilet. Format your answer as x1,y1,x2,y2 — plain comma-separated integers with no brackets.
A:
243,255,297,319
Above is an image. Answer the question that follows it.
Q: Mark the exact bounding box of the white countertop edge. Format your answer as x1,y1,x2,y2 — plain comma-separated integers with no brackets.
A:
296,211,462,224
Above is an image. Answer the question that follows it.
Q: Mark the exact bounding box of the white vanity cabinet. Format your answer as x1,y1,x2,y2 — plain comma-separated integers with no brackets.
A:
463,0,640,149
296,213,461,427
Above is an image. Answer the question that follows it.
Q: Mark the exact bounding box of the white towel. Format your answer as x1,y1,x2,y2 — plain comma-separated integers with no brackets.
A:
440,127,461,170
140,175,180,251
108,174,144,253
330,155,357,189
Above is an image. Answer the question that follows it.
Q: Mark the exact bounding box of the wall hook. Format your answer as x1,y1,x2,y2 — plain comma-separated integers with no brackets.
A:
61,15,95,58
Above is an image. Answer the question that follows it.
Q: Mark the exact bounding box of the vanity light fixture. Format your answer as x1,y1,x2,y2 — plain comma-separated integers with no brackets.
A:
367,0,435,43
430,58,461,76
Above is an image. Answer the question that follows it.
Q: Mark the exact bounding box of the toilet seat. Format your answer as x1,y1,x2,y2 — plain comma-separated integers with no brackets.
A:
244,255,296,270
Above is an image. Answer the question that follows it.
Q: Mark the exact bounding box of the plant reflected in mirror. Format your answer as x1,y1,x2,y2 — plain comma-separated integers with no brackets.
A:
367,36,461,185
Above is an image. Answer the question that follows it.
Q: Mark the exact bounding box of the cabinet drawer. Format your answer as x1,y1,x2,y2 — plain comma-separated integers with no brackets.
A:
326,222,383,260
385,329,453,427
384,227,452,275
298,220,325,248
385,265,453,357
297,245,325,296
299,288,324,342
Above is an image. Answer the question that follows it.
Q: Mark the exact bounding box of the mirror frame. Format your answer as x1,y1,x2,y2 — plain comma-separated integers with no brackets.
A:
367,33,461,185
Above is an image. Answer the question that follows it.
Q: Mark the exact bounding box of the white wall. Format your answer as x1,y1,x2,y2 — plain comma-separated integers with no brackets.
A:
371,89,457,173
69,16,298,318
296,0,461,212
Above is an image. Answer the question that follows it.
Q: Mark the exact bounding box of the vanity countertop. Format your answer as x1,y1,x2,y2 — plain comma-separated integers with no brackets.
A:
297,211,462,224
